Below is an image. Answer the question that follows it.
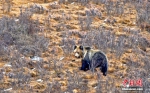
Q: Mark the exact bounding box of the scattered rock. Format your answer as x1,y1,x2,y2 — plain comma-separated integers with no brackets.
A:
122,19,130,24
138,36,150,51
108,67,115,73
49,1,60,9
23,67,38,77
89,81,98,87
73,89,78,93
33,83,46,89
30,4,48,14
53,15,61,21
42,52,50,57
30,70,38,77
118,63,127,70
7,72,15,78
146,48,150,52
125,49,132,53
1,32,14,45
122,60,127,64
115,31,126,36
43,64,49,69
72,59,75,62
115,83,121,88
82,75,94,79
68,62,77,67
1,81,11,89
51,46,64,56
20,47,35,57
67,24,78,29
5,67,12,72
104,17,116,25
100,23,114,30
59,81,67,86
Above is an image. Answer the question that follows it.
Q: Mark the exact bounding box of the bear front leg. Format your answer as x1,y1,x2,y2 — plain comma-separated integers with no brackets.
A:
80,59,89,71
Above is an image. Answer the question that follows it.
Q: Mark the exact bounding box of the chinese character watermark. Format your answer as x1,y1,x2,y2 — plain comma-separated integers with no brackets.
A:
122,78,143,91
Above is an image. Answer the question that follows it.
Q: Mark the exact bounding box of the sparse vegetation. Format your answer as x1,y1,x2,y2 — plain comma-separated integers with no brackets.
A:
0,0,150,93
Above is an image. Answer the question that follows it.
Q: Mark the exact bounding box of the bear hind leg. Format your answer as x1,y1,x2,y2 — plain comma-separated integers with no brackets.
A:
100,64,107,76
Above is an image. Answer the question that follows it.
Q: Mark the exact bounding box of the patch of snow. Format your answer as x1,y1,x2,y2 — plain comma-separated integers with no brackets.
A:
20,56,25,59
15,19,19,22
71,2,75,4
104,18,108,22
2,72,5,75
59,57,64,61
37,79,43,82
32,68,36,71
64,92,70,93
4,88,12,91
94,86,97,89
31,56,43,61
4,63,12,67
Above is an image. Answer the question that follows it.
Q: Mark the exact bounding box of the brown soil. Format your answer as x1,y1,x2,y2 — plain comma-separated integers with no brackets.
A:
0,0,150,93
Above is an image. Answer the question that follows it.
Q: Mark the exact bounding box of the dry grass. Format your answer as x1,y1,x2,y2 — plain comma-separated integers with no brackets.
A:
0,0,150,93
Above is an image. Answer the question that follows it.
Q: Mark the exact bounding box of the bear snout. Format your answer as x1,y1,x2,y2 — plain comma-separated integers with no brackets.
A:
75,52,80,58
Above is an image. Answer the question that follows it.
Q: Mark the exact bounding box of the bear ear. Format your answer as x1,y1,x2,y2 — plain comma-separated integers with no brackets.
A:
85,46,91,50
74,45,77,50
79,45,83,50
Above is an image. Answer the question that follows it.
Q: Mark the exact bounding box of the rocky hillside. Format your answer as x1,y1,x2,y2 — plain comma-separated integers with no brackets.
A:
0,0,150,93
